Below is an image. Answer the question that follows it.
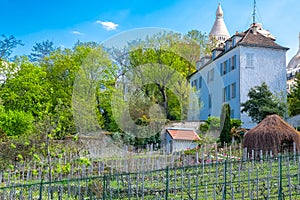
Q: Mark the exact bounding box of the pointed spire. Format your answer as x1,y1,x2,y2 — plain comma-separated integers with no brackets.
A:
209,3,230,45
216,3,224,19
252,0,257,24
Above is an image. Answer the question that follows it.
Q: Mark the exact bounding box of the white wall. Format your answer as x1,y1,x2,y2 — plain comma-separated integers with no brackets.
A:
239,46,287,128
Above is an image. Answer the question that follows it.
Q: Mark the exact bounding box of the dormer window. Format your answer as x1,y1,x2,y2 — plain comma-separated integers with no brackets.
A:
232,38,236,46
212,51,216,59
225,39,232,51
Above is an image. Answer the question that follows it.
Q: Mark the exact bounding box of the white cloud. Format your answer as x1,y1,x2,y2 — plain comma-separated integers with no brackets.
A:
96,20,118,31
72,31,83,35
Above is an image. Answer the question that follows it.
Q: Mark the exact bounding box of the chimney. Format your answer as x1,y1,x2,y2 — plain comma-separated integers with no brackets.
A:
252,23,257,35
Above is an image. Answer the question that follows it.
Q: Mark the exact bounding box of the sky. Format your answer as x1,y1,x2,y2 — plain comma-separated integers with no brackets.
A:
1,0,300,63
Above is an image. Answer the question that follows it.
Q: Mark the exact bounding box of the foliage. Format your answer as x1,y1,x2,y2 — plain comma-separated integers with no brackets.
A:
206,116,221,130
241,82,287,123
0,106,34,136
186,30,217,57
0,58,51,119
230,118,242,128
199,116,220,134
219,103,232,145
115,31,205,123
29,40,56,62
44,43,113,138
0,34,23,60
288,73,300,116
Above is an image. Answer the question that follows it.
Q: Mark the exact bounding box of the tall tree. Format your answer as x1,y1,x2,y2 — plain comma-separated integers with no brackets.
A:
0,58,51,119
186,30,217,57
29,40,56,62
0,35,23,60
241,82,286,123
125,31,199,121
288,73,300,116
219,103,231,145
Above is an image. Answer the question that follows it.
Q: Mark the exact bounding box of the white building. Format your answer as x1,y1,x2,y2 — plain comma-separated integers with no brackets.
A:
164,128,200,153
189,4,288,129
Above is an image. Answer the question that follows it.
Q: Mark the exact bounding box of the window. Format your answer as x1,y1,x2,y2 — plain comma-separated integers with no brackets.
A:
221,59,233,75
223,85,231,102
230,109,234,118
223,61,227,75
208,94,212,109
226,86,230,101
231,83,236,99
207,72,210,83
210,69,214,82
191,79,197,88
198,76,202,89
220,63,223,75
231,55,236,70
246,53,254,68
207,69,214,83
212,51,216,59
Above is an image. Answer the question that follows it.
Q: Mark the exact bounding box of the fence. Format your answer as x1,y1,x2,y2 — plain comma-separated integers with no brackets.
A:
1,153,300,199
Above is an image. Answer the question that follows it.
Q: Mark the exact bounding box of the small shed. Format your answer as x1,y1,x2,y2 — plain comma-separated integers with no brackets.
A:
164,128,201,153
243,114,300,155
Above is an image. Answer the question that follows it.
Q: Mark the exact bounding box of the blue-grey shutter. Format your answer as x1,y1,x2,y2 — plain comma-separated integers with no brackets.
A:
220,63,223,75
234,55,237,69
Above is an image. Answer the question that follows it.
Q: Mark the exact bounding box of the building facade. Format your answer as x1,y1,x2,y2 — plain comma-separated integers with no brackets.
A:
189,4,288,129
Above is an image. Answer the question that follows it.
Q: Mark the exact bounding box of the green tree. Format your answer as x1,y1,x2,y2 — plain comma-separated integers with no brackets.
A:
43,44,96,138
0,58,51,119
219,103,231,145
241,82,286,123
0,35,23,60
29,40,56,62
288,73,300,116
126,31,198,121
186,30,217,57
0,106,34,136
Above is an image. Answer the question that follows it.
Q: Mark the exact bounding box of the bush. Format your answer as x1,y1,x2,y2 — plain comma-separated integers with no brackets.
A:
0,107,34,136
219,103,231,146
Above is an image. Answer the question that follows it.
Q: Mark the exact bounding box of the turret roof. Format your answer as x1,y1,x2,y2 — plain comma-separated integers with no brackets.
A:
209,3,230,41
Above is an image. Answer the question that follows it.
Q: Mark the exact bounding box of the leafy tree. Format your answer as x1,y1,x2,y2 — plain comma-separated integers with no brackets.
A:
29,40,56,62
186,30,217,57
241,82,286,123
0,35,23,60
219,103,231,145
126,31,198,121
0,106,34,136
199,117,242,134
43,44,95,138
0,58,51,119
73,45,116,133
288,73,300,116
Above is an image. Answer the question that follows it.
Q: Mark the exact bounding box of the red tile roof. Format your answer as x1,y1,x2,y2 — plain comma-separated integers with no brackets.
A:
238,28,288,50
166,129,201,141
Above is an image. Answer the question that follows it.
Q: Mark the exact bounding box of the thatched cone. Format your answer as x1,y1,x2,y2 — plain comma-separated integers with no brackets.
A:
243,114,300,155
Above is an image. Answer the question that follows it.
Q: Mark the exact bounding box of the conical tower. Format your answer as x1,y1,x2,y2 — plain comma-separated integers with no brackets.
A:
209,3,230,45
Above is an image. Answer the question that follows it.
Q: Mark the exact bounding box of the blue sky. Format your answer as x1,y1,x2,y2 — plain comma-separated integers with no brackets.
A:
1,0,299,62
